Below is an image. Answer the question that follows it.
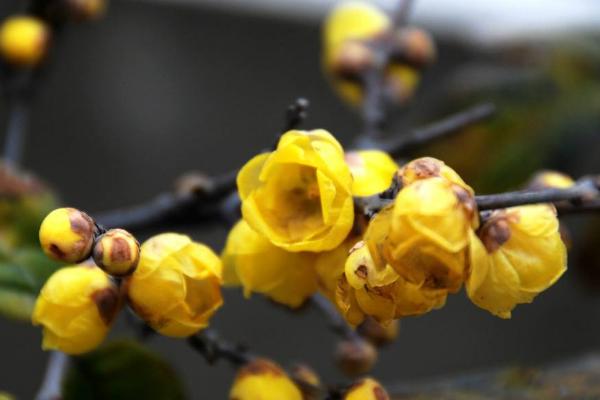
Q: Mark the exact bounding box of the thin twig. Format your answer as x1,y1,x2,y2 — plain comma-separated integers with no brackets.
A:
35,351,70,400
391,0,415,27
3,96,29,167
475,179,598,211
380,102,496,157
283,97,310,133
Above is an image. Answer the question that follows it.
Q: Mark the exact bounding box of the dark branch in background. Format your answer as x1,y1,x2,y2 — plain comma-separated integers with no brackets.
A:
312,294,362,342
3,95,30,167
391,0,414,26
355,176,600,217
380,102,496,158
361,67,387,139
35,351,70,400
188,329,254,367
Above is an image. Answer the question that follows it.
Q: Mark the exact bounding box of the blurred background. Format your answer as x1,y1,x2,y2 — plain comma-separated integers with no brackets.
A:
1,0,600,398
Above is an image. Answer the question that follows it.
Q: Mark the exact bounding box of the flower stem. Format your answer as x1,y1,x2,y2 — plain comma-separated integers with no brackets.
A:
35,351,70,400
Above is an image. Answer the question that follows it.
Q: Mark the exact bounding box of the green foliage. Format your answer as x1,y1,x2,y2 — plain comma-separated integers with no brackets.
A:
64,341,187,400
0,188,62,321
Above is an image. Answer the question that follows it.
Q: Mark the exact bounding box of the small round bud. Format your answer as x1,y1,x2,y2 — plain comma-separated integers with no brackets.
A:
39,207,97,263
333,40,375,79
93,228,140,276
0,16,50,67
334,339,377,378
65,0,108,21
290,364,321,400
344,378,390,400
32,263,120,354
393,27,436,67
527,170,574,190
357,317,399,347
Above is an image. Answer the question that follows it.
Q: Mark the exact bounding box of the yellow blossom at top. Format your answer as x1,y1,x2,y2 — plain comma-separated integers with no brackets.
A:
386,177,477,292
345,150,399,196
126,233,223,337
229,359,303,400
0,16,50,66
397,157,473,195
466,205,567,319
344,378,390,400
222,220,318,308
237,129,354,252
32,263,119,354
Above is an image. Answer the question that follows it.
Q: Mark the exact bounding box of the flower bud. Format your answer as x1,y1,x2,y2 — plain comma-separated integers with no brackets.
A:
65,0,108,21
32,264,120,354
392,27,436,68
387,177,477,292
527,170,574,190
0,16,50,67
229,359,303,400
345,150,399,196
344,378,390,400
357,317,399,347
290,364,321,400
126,233,223,337
237,129,354,252
397,157,473,194
335,339,378,378
221,220,318,308
467,205,567,318
39,207,97,263
93,228,140,276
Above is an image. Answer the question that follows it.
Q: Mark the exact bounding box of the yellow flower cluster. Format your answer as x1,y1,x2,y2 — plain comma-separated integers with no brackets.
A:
224,129,398,307
229,130,568,325
322,1,435,107
35,208,224,354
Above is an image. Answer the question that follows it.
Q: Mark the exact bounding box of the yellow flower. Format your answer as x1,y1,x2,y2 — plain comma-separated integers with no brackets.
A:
336,241,446,325
466,205,567,319
344,378,390,400
222,220,318,308
397,157,473,194
345,150,399,196
527,170,574,190
32,264,119,354
39,207,97,263
67,0,108,21
229,359,303,400
126,233,223,337
387,177,477,292
0,16,50,66
238,129,354,252
92,228,140,276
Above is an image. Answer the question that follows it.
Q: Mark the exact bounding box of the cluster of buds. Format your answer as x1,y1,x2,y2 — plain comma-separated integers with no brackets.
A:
322,0,435,107
225,128,568,329
34,207,224,354
0,0,107,68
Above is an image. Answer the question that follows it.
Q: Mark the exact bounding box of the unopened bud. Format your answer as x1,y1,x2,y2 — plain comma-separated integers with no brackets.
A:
93,228,140,276
357,317,399,347
334,339,377,378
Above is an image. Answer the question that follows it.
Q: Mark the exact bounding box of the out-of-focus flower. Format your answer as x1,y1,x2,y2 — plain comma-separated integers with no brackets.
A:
344,378,390,400
32,263,119,354
92,228,140,276
0,16,50,66
65,0,108,21
467,205,567,318
39,207,97,263
238,129,354,252
334,339,378,378
229,359,303,400
126,233,222,337
345,150,399,196
222,220,318,308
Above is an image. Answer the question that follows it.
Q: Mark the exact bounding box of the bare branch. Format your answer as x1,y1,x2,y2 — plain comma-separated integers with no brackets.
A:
312,294,362,342
187,329,254,367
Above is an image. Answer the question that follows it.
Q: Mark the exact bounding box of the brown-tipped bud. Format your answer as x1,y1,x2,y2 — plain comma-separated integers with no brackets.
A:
357,317,399,347
333,40,375,80
64,0,108,21
93,228,140,277
334,339,378,378
392,27,436,68
344,378,390,400
39,207,97,263
290,364,321,400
